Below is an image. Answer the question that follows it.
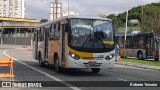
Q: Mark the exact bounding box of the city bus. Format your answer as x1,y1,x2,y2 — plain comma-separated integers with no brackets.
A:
33,16,115,73
115,32,159,61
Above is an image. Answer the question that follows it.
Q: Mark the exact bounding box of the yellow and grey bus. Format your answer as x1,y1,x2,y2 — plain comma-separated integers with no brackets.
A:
33,16,115,73
115,32,159,61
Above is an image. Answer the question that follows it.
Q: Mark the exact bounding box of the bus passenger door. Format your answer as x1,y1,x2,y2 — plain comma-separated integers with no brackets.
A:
146,37,153,58
60,23,66,66
33,32,38,59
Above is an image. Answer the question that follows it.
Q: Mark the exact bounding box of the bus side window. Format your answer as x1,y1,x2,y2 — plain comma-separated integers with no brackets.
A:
38,28,42,41
133,36,138,49
49,25,56,40
54,23,60,40
33,33,36,41
139,37,144,49
41,27,45,41
33,29,37,41
126,37,132,48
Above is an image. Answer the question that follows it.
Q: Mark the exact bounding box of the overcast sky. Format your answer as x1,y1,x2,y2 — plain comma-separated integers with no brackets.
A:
25,0,160,20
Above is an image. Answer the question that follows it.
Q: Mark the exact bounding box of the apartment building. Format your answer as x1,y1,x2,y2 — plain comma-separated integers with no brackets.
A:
50,2,62,20
0,0,25,18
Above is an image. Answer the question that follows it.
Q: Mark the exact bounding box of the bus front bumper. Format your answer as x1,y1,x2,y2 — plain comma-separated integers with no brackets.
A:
66,55,115,68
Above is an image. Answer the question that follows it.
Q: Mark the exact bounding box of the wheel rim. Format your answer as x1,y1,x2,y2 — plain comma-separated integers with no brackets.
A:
55,59,59,70
139,53,143,59
39,56,41,64
39,59,41,64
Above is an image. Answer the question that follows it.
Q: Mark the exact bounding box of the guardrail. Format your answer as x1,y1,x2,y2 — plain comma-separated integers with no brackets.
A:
0,58,14,80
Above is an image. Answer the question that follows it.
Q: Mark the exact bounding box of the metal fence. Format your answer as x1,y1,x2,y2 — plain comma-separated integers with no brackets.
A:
1,33,33,45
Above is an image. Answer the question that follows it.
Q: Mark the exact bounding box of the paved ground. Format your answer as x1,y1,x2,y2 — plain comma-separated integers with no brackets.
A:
0,45,160,90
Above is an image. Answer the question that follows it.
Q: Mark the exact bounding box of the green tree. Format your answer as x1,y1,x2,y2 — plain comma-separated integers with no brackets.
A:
106,2,160,34
106,14,123,31
40,19,48,23
142,6,160,36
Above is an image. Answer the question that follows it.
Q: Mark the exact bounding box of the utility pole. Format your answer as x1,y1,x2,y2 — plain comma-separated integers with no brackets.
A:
124,8,128,57
141,5,143,31
55,0,58,19
68,0,69,16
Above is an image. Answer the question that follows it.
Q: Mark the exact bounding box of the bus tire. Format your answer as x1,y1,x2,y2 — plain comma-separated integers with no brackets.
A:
38,53,45,67
54,56,62,73
137,51,144,60
91,68,100,73
122,56,127,58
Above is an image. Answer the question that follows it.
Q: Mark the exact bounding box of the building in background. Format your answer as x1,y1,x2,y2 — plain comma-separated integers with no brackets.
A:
0,0,25,18
63,11,79,16
50,0,62,20
0,0,39,45
0,17,38,45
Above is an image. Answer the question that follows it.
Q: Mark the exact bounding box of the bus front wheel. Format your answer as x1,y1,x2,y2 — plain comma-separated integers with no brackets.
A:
137,52,144,60
91,68,100,73
154,58,159,61
54,56,62,73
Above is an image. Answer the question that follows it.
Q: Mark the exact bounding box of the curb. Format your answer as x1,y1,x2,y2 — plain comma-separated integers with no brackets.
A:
115,61,160,70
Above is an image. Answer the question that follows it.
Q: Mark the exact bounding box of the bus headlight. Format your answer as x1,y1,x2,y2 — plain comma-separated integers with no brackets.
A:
105,54,114,60
69,52,80,60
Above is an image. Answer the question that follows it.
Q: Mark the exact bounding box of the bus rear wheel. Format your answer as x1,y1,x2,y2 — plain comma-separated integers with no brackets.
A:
38,53,45,67
91,68,100,73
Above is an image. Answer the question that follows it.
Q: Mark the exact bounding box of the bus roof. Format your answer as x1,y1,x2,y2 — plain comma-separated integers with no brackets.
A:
35,16,112,28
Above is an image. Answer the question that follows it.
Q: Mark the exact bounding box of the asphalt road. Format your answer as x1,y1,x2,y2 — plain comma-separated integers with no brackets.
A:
0,46,160,90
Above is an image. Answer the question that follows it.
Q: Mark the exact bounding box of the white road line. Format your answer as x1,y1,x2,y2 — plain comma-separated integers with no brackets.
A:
3,50,81,90
117,78,128,81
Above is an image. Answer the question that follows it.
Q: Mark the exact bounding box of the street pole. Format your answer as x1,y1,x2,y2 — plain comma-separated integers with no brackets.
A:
68,0,69,16
1,27,3,45
15,28,17,45
124,8,128,57
141,5,143,30
55,0,58,19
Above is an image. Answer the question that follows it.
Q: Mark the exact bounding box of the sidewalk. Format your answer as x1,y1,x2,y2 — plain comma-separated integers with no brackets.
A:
116,60,160,70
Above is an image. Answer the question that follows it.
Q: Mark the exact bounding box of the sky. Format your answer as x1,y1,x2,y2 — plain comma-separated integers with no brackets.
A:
25,0,160,20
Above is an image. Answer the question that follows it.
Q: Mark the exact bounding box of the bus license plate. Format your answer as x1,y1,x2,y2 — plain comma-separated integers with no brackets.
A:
88,61,96,65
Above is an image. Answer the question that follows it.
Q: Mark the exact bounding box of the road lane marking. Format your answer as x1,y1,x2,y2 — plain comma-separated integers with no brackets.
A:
3,50,81,90
117,78,128,81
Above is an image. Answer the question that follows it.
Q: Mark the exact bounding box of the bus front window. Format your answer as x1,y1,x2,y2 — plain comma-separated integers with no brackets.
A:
69,19,114,50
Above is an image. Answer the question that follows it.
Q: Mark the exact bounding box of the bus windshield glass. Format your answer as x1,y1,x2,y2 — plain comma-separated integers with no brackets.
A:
69,19,114,49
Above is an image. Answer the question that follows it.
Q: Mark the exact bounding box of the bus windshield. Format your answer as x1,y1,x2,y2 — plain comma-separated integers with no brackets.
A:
69,19,114,49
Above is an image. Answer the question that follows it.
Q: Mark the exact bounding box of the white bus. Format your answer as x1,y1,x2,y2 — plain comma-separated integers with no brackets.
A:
33,16,115,73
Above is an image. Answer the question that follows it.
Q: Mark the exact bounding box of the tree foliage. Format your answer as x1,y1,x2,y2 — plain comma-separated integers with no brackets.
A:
142,6,160,35
106,2,160,36
106,14,123,30
40,19,48,23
